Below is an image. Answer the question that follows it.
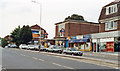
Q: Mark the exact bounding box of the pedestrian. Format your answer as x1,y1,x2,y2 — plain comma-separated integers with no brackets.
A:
39,44,41,52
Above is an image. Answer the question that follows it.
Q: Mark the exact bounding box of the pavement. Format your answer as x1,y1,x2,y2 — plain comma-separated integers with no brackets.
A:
83,52,119,62
1,48,116,70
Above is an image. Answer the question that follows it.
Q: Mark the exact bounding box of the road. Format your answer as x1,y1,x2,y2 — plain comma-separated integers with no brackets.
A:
2,48,115,69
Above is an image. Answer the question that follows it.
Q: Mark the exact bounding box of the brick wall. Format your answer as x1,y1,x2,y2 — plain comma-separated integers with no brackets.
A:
55,22,99,37
55,25,58,37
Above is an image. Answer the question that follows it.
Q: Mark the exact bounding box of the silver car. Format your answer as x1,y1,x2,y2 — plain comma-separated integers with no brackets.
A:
63,48,83,56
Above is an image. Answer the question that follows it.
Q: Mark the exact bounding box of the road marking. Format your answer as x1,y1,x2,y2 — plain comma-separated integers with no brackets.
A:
20,54,26,56
52,63,74,69
38,59,45,61
32,57,45,61
32,57,38,60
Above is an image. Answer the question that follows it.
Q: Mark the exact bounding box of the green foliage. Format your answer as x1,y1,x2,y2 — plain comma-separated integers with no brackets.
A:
65,14,85,21
20,25,33,44
1,38,8,47
10,25,32,46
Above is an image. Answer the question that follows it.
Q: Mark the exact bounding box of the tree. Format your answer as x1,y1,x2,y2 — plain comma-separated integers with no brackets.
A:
20,25,33,44
10,25,33,46
1,38,8,47
65,14,85,21
10,26,21,46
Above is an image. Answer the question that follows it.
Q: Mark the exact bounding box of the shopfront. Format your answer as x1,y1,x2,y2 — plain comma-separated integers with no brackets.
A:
68,35,92,51
91,31,120,52
54,37,67,48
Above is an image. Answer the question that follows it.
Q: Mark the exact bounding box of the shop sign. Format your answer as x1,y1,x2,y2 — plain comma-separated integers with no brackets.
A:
83,35,91,38
32,31,39,34
75,38,89,42
92,39,97,43
106,42,114,52
76,35,83,39
100,38,114,42
70,36,76,40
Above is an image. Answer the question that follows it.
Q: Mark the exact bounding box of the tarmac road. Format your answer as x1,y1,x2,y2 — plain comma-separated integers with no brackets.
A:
2,48,114,69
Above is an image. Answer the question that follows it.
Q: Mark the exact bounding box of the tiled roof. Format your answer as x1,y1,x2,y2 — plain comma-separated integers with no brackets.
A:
99,1,120,20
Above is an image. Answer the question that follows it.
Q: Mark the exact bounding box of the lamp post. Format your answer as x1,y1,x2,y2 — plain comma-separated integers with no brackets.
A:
32,0,42,45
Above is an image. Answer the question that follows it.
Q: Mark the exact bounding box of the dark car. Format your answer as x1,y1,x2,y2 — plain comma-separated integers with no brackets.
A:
63,48,83,56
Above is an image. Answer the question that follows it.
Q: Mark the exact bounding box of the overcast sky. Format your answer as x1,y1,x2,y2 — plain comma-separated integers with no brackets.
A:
0,0,114,38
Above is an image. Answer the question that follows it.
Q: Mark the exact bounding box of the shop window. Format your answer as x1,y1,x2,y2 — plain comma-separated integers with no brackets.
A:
100,42,106,52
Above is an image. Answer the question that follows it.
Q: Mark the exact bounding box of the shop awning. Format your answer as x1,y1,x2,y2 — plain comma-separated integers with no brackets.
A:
68,40,76,43
68,38,89,43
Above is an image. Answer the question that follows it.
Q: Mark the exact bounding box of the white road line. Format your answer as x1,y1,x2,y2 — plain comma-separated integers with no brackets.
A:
32,57,45,61
20,54,25,56
52,63,74,69
32,57,38,60
52,63,62,67
38,59,45,61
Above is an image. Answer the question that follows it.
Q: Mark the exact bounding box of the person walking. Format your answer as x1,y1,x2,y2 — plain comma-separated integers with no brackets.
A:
39,44,41,52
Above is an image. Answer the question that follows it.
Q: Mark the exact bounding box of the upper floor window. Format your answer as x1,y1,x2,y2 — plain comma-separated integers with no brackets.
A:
58,24,65,37
106,4,118,15
105,20,117,31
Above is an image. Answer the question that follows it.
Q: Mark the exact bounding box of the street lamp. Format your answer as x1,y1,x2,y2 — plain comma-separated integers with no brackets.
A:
32,0,42,45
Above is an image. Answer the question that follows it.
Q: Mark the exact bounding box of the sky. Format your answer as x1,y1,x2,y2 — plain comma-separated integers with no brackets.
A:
0,0,114,39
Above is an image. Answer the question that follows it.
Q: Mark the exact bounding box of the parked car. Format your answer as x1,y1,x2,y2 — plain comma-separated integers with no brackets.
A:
40,45,46,51
34,45,39,50
19,44,28,49
10,44,18,48
45,45,63,54
28,45,35,50
63,48,83,56
5,46,8,48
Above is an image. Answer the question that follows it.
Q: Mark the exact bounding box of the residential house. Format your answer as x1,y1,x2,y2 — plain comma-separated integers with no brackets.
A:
91,0,120,52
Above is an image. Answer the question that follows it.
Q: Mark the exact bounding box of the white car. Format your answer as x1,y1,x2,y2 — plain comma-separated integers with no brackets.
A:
63,48,83,56
28,45,35,50
19,44,28,49
34,45,39,50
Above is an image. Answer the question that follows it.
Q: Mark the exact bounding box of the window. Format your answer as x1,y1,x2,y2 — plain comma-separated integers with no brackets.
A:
106,4,118,15
105,20,118,31
58,24,65,37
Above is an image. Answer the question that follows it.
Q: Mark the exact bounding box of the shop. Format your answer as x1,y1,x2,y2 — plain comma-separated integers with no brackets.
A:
68,35,92,51
54,37,67,48
91,31,120,52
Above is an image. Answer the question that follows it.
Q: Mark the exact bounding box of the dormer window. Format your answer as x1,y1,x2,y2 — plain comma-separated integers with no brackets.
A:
106,4,118,15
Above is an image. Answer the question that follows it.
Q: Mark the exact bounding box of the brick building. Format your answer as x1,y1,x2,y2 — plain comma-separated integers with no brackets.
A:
54,20,99,51
91,0,120,52
30,24,48,45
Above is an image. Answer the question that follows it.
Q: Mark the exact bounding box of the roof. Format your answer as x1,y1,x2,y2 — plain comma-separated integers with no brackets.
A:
31,24,45,31
55,20,99,25
99,0,120,20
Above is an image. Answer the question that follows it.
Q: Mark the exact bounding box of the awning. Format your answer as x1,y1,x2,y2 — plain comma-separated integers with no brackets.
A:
75,38,89,42
68,38,89,43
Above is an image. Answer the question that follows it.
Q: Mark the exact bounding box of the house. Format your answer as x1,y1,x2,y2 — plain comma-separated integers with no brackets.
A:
91,0,120,52
54,20,99,51
30,24,48,45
